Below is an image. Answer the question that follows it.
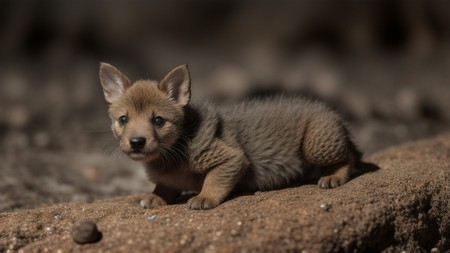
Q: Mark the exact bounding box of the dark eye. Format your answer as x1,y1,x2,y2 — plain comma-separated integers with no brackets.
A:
118,115,128,126
153,116,165,127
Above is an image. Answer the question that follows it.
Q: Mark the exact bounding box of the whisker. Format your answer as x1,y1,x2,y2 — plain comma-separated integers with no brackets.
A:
158,142,189,168
159,147,175,166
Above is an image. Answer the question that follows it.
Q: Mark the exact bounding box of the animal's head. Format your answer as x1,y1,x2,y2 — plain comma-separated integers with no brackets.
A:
99,63,190,162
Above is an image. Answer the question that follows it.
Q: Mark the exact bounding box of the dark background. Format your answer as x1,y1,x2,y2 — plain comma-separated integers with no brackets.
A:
1,0,449,212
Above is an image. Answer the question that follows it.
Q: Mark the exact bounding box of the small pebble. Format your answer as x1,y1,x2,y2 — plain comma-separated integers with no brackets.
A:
71,220,101,244
148,215,157,221
54,214,63,220
319,203,331,211
44,226,55,233
430,248,439,253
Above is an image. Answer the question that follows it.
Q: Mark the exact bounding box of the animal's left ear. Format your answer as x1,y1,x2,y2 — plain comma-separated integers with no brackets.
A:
158,64,191,107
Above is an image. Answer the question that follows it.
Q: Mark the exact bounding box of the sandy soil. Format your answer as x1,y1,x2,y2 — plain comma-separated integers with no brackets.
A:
1,133,449,252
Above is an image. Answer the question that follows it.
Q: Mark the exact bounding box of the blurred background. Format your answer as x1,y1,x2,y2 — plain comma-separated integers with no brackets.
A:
1,0,449,212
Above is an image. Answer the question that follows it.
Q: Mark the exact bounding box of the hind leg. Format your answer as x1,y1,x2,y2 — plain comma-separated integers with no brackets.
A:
318,164,351,189
302,116,361,189
314,150,360,189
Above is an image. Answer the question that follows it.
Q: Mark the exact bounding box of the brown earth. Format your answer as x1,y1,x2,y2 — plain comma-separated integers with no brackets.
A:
1,134,450,253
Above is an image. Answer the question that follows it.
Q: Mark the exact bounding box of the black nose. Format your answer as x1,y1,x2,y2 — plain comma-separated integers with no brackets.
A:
129,137,146,150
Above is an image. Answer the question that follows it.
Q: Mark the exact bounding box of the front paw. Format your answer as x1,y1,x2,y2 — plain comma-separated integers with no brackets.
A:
187,195,220,210
140,194,167,209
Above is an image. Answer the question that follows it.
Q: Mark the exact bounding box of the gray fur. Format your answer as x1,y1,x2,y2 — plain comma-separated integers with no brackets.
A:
185,96,360,192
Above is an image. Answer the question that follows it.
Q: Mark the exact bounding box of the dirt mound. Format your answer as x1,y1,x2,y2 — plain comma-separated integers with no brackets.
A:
1,134,449,252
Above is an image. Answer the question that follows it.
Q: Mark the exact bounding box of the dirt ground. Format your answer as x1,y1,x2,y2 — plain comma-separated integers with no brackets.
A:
1,134,449,252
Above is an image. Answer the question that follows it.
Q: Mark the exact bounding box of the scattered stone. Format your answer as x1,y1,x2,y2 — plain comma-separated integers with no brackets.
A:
319,203,331,211
430,248,439,253
71,220,101,244
179,234,190,245
54,214,63,221
230,229,239,236
148,215,157,221
44,226,55,233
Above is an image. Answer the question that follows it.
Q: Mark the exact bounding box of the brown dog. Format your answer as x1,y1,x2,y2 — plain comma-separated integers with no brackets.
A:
99,63,362,210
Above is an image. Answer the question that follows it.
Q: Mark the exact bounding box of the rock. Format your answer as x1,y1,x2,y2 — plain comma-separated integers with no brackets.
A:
319,203,331,211
71,220,101,244
0,134,450,252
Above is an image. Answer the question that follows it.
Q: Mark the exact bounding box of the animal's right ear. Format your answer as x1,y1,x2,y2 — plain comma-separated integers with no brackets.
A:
99,62,131,104
158,65,191,107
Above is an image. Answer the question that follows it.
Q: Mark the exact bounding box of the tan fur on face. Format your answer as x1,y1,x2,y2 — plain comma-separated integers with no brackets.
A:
108,81,185,161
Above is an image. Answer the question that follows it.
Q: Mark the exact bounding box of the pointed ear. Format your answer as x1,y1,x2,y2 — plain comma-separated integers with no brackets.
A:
158,64,191,107
99,62,131,104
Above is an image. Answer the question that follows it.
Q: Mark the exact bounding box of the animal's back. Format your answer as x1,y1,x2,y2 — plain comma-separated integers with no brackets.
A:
216,96,347,190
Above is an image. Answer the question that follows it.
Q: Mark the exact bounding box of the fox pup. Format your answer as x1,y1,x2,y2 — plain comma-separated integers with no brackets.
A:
99,63,362,210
